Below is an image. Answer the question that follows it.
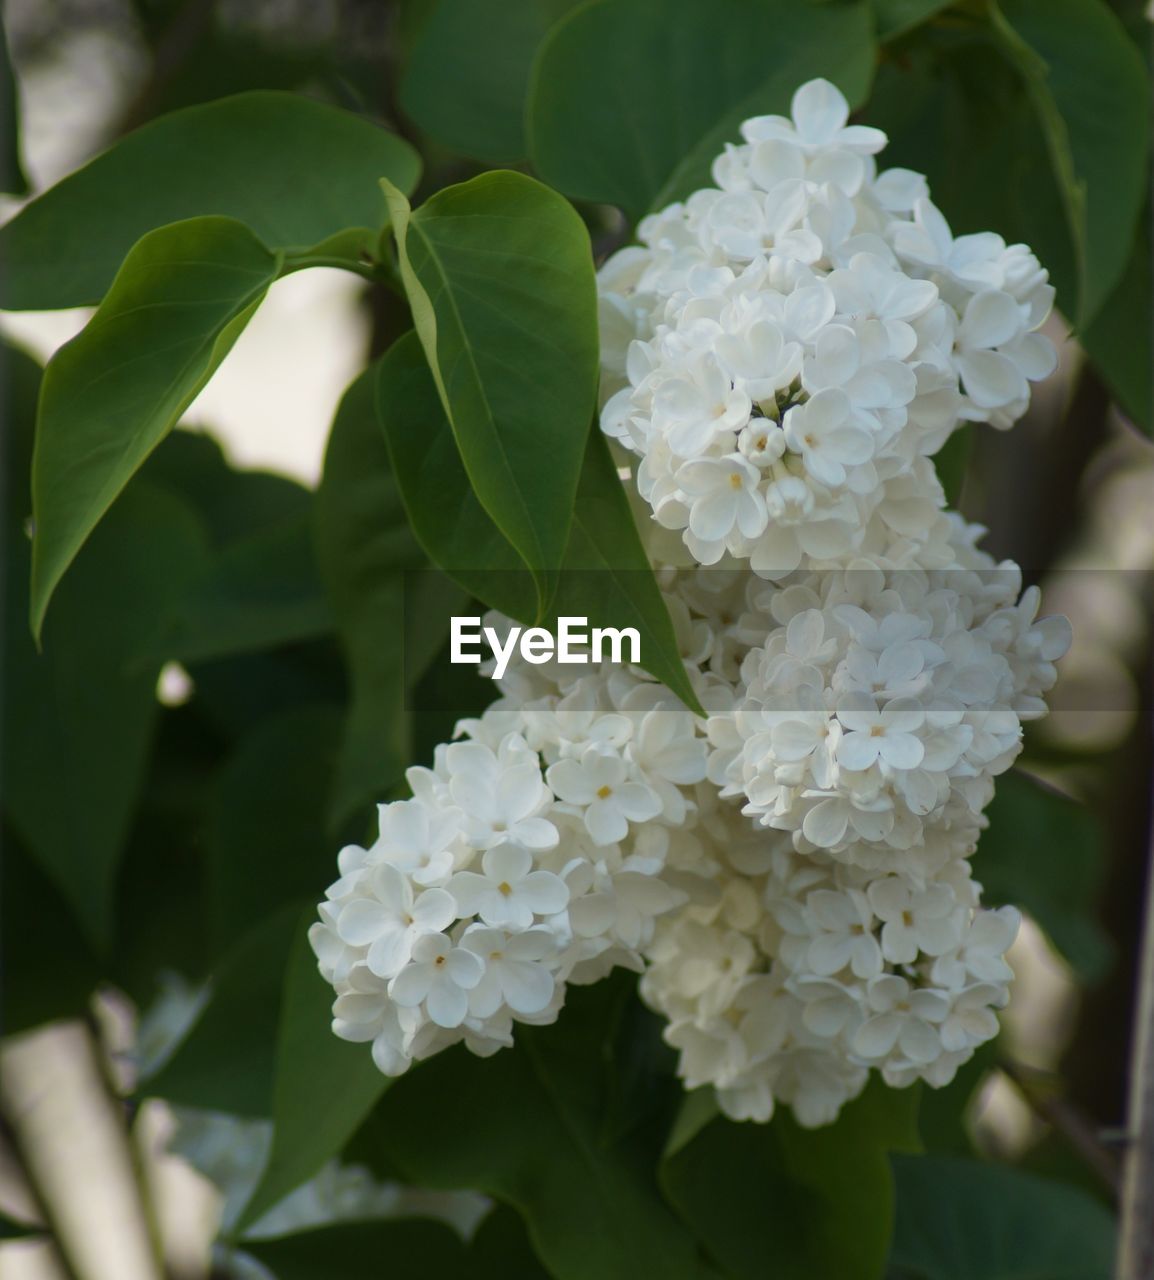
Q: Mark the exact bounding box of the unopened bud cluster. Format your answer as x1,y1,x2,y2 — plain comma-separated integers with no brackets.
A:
311,79,1069,1126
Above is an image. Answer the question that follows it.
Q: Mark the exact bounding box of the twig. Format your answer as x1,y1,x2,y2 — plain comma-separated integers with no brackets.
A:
0,1109,84,1280
999,1057,1122,1195
1116,796,1154,1279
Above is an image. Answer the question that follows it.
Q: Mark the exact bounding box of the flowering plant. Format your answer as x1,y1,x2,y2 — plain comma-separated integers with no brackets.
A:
4,4,1149,1279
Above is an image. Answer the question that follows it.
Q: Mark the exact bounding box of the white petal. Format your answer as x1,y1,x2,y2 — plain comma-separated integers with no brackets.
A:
501,960,555,1015
802,798,849,847
791,78,848,145
518,871,570,916
837,732,881,771
337,900,390,947
961,290,1022,349
585,799,628,846
426,978,468,1028
879,732,925,770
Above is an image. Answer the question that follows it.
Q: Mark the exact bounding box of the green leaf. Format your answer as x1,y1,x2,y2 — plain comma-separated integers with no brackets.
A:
527,0,877,219
1,13,28,196
315,367,424,831
662,1078,921,1280
399,0,579,163
0,90,421,310
377,331,537,619
866,30,1080,315
971,770,1112,983
382,171,600,614
560,430,706,716
871,0,952,40
934,426,972,509
377,332,704,714
4,482,208,949
158,513,334,663
1080,218,1152,433
235,914,389,1233
888,1154,1115,1279
372,981,715,1280
206,705,343,958
0,1210,40,1240
241,1219,469,1279
31,215,279,639
142,429,314,546
145,904,302,1115
241,1206,551,1279
1,838,100,1034
989,0,1150,324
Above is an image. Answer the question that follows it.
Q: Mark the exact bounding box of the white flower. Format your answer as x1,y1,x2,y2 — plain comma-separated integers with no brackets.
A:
891,198,1006,291
784,389,874,487
388,932,484,1029
335,864,456,980
805,888,882,979
742,78,886,158
851,975,949,1064
866,876,966,963
939,982,1005,1052
374,797,463,886
461,927,557,1017
835,692,925,770
932,906,1020,989
546,749,662,846
312,78,1071,1131
446,742,559,851
715,317,802,401
953,289,1030,411
448,843,569,929
652,354,751,457
676,454,768,552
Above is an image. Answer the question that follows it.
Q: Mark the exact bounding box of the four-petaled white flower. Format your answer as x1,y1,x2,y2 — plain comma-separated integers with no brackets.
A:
388,932,485,1028
783,389,874,488
336,863,456,980
446,743,559,850
546,749,662,846
461,926,557,1017
835,692,926,770
448,843,569,929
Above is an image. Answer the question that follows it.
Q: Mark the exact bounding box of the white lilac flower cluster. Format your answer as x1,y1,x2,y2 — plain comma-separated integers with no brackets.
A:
310,656,707,1078
310,78,1070,1127
597,78,1057,578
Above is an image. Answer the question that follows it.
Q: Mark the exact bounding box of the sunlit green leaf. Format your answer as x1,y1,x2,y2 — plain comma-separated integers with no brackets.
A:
31,215,278,638
1,91,420,310
382,172,599,614
376,331,703,714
